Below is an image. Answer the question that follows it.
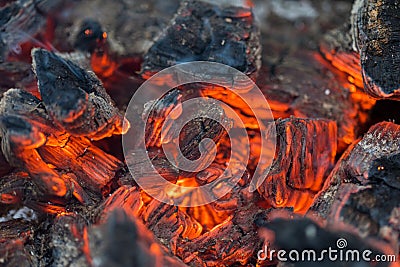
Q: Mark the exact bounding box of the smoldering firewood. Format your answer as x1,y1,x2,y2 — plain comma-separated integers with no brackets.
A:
0,88,122,202
258,215,393,267
32,48,129,140
320,1,400,100
0,219,38,267
175,191,264,266
319,22,363,89
350,0,400,100
311,122,400,250
258,117,337,213
141,0,261,78
257,46,374,152
99,189,188,267
143,88,232,170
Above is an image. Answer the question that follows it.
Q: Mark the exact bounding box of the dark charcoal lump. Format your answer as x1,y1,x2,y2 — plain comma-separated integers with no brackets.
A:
32,48,125,140
353,0,400,99
141,0,261,75
339,153,400,239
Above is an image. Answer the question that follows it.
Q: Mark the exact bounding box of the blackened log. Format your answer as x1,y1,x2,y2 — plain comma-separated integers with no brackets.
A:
0,62,35,95
141,0,261,78
258,117,337,213
351,0,400,99
311,122,400,249
32,48,129,140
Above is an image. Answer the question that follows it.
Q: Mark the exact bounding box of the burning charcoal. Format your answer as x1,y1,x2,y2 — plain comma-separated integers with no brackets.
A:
351,0,400,100
258,117,337,213
100,190,189,267
311,122,400,249
176,198,264,266
50,214,92,266
32,48,129,140
0,142,12,177
319,22,363,89
0,88,122,202
258,215,393,267
258,47,374,152
144,89,183,148
126,148,180,183
143,89,232,168
141,0,261,78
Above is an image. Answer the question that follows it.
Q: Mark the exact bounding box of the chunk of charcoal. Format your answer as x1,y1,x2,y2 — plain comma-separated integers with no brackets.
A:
258,117,337,213
0,88,122,202
351,0,400,99
311,122,400,249
141,0,261,78
143,89,232,169
32,48,129,140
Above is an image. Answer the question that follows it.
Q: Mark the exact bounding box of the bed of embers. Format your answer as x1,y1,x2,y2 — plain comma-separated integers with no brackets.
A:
0,0,399,266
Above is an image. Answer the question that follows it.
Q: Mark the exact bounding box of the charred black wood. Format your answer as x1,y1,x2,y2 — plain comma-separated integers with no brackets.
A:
91,209,188,267
32,48,128,140
141,0,261,78
0,87,122,202
311,122,400,250
351,0,400,99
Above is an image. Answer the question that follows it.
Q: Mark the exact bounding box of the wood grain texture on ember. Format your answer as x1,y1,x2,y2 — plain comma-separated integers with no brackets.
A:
258,117,337,213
